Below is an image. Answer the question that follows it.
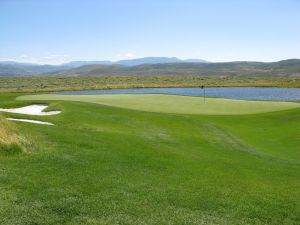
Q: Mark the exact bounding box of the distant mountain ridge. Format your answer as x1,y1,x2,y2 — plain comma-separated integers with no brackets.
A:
0,62,69,76
55,59,300,77
0,58,299,77
0,57,208,76
62,61,112,67
61,57,209,67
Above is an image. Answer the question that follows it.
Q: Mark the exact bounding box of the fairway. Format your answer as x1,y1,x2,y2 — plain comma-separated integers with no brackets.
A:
18,94,300,115
1,93,300,224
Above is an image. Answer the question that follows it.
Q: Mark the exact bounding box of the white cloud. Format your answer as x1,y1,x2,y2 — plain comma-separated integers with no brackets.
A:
20,54,29,59
114,52,138,61
124,53,135,58
0,53,71,65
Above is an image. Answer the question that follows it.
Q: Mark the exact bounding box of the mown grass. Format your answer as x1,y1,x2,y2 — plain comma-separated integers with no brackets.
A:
18,94,300,115
0,75,299,92
0,93,299,224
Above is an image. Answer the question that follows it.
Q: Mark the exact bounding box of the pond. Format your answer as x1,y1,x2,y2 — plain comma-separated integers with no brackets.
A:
58,87,300,101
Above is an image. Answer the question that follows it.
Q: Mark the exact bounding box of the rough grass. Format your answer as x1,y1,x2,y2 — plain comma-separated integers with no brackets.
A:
0,93,299,224
0,75,300,92
0,102,34,154
0,117,24,154
0,117,19,145
18,94,300,115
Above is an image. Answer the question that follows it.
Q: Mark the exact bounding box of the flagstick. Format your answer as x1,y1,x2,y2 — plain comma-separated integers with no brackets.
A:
203,85,206,104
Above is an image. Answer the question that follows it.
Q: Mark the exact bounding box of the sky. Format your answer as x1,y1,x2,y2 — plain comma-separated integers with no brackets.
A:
0,0,300,64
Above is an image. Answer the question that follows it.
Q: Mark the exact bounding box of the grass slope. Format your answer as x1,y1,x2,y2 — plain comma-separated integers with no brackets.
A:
18,94,300,115
0,93,299,224
0,115,32,155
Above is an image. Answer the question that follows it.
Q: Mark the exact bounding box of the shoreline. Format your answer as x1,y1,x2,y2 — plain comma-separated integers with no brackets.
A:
1,83,300,93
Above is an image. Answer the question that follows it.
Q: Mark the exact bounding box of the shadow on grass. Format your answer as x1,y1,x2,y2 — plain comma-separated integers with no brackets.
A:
0,143,23,156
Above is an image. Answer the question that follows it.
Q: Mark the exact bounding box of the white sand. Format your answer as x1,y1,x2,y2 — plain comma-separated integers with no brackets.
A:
0,104,61,116
7,118,54,125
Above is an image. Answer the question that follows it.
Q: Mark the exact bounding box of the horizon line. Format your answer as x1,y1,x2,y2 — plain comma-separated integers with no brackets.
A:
0,57,299,66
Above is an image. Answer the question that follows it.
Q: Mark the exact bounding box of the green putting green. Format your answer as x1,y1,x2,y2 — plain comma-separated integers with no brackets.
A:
18,94,300,115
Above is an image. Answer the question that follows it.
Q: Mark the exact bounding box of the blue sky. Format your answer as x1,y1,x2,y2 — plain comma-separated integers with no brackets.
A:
1,0,299,64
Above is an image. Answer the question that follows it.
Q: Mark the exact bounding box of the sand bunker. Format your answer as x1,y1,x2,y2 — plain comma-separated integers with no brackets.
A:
7,118,54,125
0,104,61,116
0,104,59,125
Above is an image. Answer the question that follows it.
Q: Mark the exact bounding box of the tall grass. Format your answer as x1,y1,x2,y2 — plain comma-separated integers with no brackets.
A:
0,117,30,154
0,117,19,145
0,75,299,92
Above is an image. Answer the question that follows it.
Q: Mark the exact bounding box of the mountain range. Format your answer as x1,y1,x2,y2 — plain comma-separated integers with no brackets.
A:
61,57,208,67
0,57,299,77
0,57,208,76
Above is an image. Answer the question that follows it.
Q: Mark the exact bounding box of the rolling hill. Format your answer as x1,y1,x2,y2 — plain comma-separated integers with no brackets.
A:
0,58,299,77
53,59,300,77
